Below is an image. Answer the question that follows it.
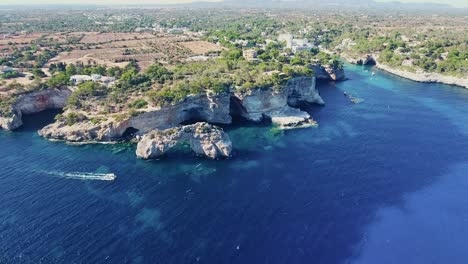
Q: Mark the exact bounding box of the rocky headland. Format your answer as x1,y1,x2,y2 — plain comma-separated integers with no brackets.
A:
39,76,324,143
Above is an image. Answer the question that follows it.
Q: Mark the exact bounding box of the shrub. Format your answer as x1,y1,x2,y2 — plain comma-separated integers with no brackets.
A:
64,112,86,126
128,99,148,109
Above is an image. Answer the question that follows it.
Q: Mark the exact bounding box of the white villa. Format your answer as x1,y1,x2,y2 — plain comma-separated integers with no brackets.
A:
70,74,116,86
278,33,315,54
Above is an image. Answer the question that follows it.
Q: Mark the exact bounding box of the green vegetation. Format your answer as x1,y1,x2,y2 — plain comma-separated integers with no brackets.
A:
68,81,108,108
128,99,148,109
1,6,466,125
336,28,467,77
1,71,23,79
0,97,17,117
56,112,87,126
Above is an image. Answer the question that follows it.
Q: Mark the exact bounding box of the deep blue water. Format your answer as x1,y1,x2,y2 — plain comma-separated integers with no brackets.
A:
1,64,468,264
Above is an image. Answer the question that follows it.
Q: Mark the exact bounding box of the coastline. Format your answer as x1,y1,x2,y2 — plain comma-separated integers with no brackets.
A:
376,63,468,89
340,53,468,89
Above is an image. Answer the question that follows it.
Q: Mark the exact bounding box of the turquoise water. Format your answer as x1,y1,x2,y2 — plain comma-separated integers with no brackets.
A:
1,64,468,263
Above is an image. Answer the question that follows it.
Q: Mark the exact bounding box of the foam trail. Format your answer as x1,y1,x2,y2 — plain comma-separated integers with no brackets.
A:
45,171,116,181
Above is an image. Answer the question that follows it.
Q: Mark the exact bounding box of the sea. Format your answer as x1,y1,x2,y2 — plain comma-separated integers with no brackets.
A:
1,64,468,264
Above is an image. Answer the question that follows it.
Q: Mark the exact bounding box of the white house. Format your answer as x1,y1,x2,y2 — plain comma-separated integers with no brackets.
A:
70,75,93,85
70,75,116,86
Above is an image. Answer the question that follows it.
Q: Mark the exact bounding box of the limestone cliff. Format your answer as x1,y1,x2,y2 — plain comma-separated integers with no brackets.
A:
39,77,325,143
136,122,232,159
342,54,377,66
310,64,346,81
232,77,322,128
286,77,324,107
0,88,72,130
39,92,231,142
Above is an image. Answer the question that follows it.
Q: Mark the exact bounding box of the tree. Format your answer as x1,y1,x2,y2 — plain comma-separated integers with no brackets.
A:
65,64,77,76
145,64,173,83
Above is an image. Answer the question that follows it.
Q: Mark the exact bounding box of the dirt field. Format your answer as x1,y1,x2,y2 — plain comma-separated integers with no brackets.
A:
0,33,43,45
50,34,198,67
178,41,224,54
80,32,158,44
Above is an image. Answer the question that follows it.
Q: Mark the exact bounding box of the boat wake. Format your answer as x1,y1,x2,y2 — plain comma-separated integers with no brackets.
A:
45,171,117,181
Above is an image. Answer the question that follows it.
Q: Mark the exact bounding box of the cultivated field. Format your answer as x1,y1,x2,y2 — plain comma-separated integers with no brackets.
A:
179,40,224,54
80,32,157,44
48,34,217,69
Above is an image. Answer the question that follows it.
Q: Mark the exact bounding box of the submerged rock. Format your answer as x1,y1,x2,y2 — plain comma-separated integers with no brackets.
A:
344,91,364,104
136,122,232,160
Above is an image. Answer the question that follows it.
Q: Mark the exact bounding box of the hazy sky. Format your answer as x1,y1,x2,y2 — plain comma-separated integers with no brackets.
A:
0,0,466,8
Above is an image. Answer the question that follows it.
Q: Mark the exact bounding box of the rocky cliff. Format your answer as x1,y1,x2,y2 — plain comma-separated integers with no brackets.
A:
0,88,72,130
136,122,232,159
39,77,325,142
310,64,346,81
232,77,322,129
342,54,377,66
39,92,231,142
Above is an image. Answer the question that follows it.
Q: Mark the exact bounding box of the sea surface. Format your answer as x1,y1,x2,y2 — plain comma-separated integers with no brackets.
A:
1,64,468,264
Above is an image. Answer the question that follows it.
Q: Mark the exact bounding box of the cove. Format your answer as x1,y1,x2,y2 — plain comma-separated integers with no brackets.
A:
1,63,468,263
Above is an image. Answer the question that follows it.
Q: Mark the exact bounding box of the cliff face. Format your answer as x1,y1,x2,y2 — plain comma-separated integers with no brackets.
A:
39,92,232,142
232,77,323,129
286,77,324,107
129,92,231,132
136,122,232,159
39,77,325,142
0,88,72,130
310,64,346,81
342,54,377,66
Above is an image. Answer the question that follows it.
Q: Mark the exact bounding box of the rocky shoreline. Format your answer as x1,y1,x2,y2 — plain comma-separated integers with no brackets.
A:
342,54,468,89
375,63,468,89
34,76,328,159
39,76,324,144
1,72,342,160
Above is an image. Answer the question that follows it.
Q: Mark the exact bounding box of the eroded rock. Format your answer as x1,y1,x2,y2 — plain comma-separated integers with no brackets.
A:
0,88,72,130
136,122,232,159
39,92,231,142
310,64,346,81
233,77,322,129
39,77,325,143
